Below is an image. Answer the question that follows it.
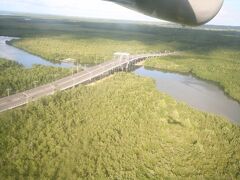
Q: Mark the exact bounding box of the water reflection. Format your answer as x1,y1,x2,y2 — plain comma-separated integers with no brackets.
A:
134,67,240,124
0,36,75,68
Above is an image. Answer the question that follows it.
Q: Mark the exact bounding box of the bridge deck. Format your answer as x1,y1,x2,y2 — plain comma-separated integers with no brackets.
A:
0,52,174,112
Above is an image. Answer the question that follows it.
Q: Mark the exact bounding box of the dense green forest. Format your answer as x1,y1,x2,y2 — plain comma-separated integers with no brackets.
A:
0,58,70,97
0,73,239,179
0,15,240,179
144,52,240,102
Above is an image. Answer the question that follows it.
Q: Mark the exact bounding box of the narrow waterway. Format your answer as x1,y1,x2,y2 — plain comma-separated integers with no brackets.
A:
134,67,240,124
0,36,75,68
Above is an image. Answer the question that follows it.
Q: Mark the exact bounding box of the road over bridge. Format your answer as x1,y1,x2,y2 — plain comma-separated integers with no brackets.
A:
0,52,175,112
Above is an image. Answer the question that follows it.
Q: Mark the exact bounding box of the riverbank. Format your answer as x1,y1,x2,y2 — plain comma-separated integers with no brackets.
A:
0,36,75,68
134,67,240,124
144,54,240,103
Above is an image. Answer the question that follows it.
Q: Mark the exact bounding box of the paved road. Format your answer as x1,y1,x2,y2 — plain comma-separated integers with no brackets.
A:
0,52,175,112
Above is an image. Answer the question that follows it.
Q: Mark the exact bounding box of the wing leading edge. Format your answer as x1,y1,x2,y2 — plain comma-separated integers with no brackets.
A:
105,0,224,26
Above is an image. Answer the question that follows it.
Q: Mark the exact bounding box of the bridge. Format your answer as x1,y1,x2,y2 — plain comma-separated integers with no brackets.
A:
0,52,175,112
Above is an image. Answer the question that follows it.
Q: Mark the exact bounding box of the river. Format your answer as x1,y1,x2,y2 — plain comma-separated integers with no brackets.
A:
0,36,75,68
134,67,240,124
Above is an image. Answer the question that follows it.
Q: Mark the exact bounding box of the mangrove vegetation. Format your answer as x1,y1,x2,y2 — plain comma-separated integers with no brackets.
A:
0,73,239,179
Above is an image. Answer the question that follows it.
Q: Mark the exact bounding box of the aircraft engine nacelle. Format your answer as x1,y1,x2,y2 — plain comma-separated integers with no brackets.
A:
105,0,224,26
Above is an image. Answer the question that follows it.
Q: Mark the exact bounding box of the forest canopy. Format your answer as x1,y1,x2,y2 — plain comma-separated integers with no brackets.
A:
0,73,239,179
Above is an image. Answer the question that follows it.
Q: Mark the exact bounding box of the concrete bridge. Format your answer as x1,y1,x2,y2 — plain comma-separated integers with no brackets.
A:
0,52,175,112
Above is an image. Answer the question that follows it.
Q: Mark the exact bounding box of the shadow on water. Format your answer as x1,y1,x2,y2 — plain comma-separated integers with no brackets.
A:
134,66,240,124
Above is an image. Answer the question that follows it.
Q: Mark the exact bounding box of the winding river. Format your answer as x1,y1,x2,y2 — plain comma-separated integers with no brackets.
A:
1,36,239,124
0,36,75,68
134,67,240,124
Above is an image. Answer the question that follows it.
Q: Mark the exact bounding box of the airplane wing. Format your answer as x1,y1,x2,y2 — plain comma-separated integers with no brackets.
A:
105,0,224,26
